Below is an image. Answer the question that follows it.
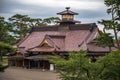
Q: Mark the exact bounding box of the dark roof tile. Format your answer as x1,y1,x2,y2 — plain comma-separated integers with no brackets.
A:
57,7,78,15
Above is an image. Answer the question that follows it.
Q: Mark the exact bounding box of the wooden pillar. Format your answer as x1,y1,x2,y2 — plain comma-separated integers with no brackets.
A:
8,60,10,66
42,60,45,71
28,60,31,69
23,59,24,68
38,60,40,69
15,59,17,67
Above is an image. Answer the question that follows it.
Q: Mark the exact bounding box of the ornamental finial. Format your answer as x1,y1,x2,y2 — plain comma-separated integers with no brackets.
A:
66,7,70,10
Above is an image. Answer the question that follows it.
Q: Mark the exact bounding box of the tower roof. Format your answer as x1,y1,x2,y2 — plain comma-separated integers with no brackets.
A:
57,7,78,15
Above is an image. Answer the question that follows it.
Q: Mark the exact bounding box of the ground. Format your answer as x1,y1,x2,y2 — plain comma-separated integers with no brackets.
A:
0,67,60,80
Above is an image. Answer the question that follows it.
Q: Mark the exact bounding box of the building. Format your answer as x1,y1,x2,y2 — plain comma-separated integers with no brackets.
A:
8,7,115,70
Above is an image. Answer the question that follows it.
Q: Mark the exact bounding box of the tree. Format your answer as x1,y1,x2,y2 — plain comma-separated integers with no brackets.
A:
99,50,120,80
50,51,104,80
0,42,14,72
42,17,60,25
27,18,43,26
50,50,120,80
0,16,17,45
98,0,120,49
9,14,30,40
9,14,60,41
27,17,60,27
0,16,16,72
0,42,15,62
96,32,114,51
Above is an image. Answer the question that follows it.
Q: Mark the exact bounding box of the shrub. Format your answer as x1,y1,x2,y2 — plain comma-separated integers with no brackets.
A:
0,64,9,72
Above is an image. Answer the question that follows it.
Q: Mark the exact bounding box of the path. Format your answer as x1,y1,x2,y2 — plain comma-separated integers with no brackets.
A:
0,67,60,80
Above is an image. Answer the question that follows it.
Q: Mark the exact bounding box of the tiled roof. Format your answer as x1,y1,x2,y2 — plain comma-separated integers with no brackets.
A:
27,35,65,52
87,42,117,52
18,23,112,54
30,23,96,32
56,20,80,23
18,28,97,52
31,26,58,31
69,23,97,31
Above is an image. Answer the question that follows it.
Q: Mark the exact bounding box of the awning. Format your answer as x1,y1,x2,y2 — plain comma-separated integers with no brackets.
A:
28,47,55,52
25,55,50,60
8,55,24,60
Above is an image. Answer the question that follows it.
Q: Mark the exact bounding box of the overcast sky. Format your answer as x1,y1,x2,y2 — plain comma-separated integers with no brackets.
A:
0,0,111,28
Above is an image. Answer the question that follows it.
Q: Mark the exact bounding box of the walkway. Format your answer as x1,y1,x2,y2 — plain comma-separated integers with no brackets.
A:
0,67,60,80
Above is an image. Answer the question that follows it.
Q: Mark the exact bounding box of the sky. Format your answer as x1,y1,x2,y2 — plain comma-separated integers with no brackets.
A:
0,0,111,29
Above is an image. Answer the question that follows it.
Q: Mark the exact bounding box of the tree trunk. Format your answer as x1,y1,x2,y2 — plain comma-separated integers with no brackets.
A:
113,28,120,49
20,34,24,40
19,21,24,40
0,52,3,62
108,46,112,52
103,27,106,33
112,8,120,49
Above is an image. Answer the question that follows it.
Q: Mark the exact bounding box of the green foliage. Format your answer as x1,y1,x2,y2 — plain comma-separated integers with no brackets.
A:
98,0,120,49
27,18,43,26
27,17,60,26
50,51,100,80
0,56,9,72
1,14,60,44
0,42,15,53
99,50,120,80
0,63,9,72
42,17,60,25
98,20,115,30
9,14,30,40
8,14,60,41
51,51,120,80
96,32,114,51
0,42,14,72
0,16,17,44
104,0,120,7
2,56,8,63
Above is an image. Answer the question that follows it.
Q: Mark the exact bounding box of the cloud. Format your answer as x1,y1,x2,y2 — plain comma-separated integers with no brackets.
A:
0,0,6,12
16,0,104,10
0,0,110,24
77,9,107,18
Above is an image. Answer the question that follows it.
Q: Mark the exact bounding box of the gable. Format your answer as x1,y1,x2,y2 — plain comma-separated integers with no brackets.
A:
39,39,53,47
